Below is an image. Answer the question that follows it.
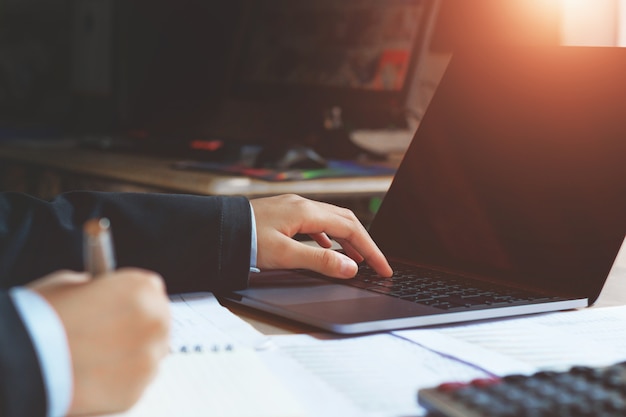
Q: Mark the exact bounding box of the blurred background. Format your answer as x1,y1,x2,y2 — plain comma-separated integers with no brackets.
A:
0,0,624,223
1,0,624,146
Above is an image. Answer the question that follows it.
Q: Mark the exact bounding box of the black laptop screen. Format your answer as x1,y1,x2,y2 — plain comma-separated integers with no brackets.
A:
371,46,626,301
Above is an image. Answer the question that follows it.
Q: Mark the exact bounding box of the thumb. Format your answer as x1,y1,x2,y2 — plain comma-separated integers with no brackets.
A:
278,241,359,279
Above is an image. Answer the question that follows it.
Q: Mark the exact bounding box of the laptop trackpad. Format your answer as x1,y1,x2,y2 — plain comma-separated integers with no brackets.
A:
242,273,379,305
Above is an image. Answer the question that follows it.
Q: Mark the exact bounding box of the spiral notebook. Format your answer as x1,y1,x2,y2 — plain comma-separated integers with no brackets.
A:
105,293,305,417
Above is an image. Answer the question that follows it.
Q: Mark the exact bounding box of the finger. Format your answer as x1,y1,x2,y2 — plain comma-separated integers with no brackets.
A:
297,206,393,277
333,238,365,263
309,232,333,248
276,238,359,278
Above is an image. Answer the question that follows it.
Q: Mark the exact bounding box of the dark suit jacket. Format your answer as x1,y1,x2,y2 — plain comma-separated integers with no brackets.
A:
0,191,252,417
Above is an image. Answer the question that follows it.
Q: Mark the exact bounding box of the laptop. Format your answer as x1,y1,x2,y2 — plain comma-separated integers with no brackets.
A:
223,46,626,334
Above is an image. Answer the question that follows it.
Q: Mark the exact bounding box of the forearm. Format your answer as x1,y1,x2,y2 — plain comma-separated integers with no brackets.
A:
0,191,252,292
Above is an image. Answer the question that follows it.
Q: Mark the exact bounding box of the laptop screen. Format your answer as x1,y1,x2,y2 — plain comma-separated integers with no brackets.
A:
371,46,626,301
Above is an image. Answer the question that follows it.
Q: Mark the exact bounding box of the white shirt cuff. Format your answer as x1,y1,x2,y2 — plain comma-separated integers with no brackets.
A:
9,287,73,417
249,203,260,273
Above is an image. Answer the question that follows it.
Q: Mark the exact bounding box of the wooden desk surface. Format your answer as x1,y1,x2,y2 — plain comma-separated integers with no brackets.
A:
0,142,392,199
231,240,626,335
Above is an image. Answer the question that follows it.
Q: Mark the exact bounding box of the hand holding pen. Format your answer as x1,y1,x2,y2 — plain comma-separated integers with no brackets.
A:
83,217,117,276
21,217,170,415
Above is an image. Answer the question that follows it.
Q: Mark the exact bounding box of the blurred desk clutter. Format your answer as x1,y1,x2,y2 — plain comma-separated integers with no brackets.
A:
76,131,402,182
171,158,396,183
0,139,395,225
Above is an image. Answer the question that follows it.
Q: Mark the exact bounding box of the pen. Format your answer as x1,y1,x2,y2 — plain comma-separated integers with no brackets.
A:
83,217,117,277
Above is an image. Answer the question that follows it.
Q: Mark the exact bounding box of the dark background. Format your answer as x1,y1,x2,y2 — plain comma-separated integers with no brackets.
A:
0,0,561,152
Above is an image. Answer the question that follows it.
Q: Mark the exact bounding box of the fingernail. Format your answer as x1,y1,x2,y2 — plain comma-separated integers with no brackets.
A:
340,257,358,277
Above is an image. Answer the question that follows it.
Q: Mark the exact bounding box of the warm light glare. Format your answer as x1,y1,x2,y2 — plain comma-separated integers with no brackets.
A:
561,0,596,15
560,0,620,45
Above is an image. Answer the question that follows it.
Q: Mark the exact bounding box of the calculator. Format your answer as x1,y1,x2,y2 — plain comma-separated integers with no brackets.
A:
418,362,626,417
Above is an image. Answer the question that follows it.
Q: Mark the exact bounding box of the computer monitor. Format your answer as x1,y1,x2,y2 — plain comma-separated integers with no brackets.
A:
205,0,438,151
68,0,437,162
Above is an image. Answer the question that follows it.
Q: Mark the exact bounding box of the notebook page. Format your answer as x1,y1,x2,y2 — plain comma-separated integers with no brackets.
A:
103,293,305,417
168,292,269,351
106,349,305,417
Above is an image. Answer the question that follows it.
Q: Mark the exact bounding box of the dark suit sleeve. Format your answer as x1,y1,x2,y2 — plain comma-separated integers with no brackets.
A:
0,291,47,417
0,191,252,293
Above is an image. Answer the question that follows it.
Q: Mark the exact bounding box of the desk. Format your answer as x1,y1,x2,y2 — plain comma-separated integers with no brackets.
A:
0,141,393,224
0,143,392,199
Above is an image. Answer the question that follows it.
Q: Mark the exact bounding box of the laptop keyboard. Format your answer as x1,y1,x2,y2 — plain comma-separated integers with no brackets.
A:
337,263,560,311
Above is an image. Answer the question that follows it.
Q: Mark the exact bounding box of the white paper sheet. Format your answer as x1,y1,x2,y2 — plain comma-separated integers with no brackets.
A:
168,292,270,351
106,349,305,417
269,333,488,417
395,305,626,376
